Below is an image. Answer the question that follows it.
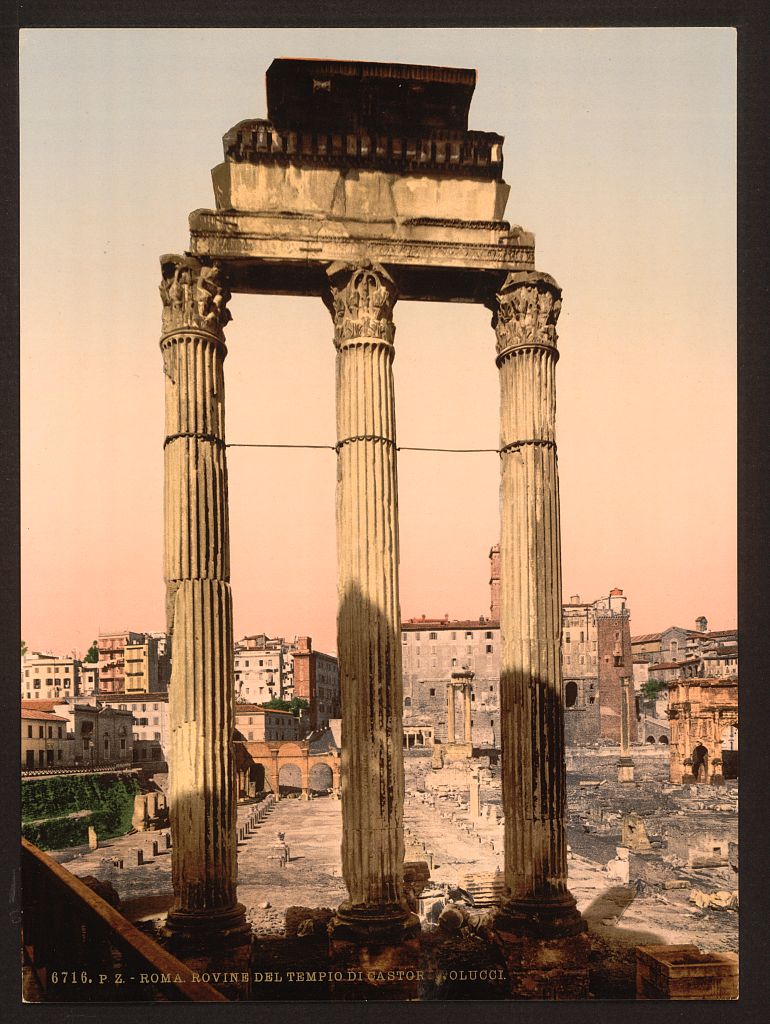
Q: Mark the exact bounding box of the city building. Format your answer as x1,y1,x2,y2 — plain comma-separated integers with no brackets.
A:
21,707,70,769
402,615,500,747
96,630,146,693
292,636,341,729
631,619,737,666
97,692,170,764
234,635,287,703
234,704,302,742
401,548,635,748
21,653,81,702
69,704,135,766
123,635,170,693
79,662,99,695
562,589,636,746
234,633,340,729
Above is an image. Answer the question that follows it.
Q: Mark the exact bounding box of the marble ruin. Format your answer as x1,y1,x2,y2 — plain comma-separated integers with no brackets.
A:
159,57,583,994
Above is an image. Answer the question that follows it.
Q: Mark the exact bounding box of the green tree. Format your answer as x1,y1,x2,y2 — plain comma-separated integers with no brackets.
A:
259,696,310,717
84,641,99,663
21,640,27,658
642,678,667,701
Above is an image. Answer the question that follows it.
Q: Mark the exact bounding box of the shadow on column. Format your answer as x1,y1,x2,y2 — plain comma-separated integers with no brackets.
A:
329,585,421,997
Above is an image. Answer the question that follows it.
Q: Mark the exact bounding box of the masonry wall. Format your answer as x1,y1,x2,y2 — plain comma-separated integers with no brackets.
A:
597,612,635,744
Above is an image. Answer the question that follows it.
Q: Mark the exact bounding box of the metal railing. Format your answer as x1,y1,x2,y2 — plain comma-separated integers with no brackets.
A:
21,839,228,1002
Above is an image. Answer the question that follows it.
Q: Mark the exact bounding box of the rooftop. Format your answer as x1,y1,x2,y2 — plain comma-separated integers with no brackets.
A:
21,708,68,723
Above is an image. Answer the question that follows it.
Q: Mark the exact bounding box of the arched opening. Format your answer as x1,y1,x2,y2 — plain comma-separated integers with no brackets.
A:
278,763,303,797
721,724,739,779
565,681,577,708
658,735,669,744
249,763,266,793
308,761,334,796
692,743,709,781
646,735,656,744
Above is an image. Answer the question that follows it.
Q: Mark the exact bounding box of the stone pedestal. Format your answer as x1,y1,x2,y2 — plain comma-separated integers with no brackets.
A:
323,262,417,943
329,935,422,1000
493,920,589,999
158,255,248,951
491,271,586,995
618,757,635,783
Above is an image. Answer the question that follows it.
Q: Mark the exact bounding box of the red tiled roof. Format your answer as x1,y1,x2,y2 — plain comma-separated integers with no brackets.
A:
21,708,68,723
21,699,62,712
631,633,663,644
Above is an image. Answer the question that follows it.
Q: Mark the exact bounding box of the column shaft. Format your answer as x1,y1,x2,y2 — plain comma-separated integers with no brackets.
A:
447,685,456,743
493,272,578,920
463,683,472,744
324,263,414,935
159,256,245,939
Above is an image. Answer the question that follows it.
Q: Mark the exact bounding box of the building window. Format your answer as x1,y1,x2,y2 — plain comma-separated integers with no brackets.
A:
565,633,570,644
580,631,584,643
614,655,623,666
451,632,456,640
451,658,457,667
402,635,408,643
404,697,412,707
154,732,161,741
27,725,32,738
485,631,493,640
58,727,63,738
415,633,421,641
429,688,436,697
38,726,44,738
429,632,437,640
465,631,473,640
486,645,493,654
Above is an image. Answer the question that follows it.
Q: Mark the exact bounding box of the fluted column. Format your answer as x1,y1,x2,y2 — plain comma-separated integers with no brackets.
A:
323,262,418,941
492,270,583,937
463,683,472,744
447,684,456,743
158,255,247,945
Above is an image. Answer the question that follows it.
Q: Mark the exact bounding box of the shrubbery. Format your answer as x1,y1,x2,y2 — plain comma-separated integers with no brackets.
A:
21,773,140,851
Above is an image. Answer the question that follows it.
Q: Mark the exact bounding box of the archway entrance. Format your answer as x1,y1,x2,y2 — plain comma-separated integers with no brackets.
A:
721,724,739,779
278,763,303,797
692,743,708,782
308,762,334,796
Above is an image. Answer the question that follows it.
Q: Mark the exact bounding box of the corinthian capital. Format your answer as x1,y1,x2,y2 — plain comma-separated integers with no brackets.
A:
159,255,233,338
491,271,562,354
323,262,397,346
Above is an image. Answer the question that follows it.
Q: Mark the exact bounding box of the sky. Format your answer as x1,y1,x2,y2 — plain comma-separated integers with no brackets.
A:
20,28,736,657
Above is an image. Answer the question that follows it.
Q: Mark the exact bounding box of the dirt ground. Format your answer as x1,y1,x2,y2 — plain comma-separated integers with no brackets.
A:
55,752,737,959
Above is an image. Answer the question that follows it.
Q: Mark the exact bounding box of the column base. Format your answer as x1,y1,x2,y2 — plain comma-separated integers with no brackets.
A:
618,757,635,783
492,896,588,999
330,902,421,944
162,902,251,952
329,910,421,1000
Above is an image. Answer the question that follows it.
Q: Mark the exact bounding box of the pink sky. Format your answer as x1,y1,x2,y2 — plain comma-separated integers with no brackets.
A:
20,28,736,657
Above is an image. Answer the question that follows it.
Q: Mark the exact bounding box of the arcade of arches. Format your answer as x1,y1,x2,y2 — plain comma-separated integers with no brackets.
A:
235,740,340,800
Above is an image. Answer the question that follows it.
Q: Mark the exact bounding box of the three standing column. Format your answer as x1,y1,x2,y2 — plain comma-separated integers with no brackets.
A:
158,255,247,947
492,271,584,940
323,262,418,941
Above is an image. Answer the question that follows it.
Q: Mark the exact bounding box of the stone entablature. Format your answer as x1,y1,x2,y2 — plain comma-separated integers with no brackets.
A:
223,119,505,180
